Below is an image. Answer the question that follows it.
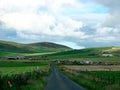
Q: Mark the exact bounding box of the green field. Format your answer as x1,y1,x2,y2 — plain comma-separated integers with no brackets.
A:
0,61,48,67
0,61,48,75
0,66,47,75
42,47,120,60
0,61,50,90
62,70,120,90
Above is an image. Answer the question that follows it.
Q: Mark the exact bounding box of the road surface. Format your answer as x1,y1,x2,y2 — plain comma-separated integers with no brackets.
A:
45,64,86,90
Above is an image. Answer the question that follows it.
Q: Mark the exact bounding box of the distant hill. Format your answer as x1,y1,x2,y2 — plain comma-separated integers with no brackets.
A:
43,47,120,59
29,42,70,49
0,40,71,56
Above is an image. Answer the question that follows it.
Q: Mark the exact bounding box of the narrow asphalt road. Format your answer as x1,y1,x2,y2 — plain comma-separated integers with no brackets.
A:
45,64,86,90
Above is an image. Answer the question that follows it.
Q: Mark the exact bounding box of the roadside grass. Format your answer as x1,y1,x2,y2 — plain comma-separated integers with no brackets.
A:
62,70,120,90
0,60,51,90
21,78,46,90
21,69,51,90
0,68,51,90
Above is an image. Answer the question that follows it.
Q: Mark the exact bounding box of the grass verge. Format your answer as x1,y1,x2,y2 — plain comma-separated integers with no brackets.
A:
61,69,120,90
0,61,51,90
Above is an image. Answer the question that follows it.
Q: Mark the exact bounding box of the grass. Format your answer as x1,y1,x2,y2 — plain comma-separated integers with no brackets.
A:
0,40,70,56
41,46,120,60
0,68,51,90
0,61,49,75
21,69,51,90
23,52,56,56
21,78,46,90
0,60,51,90
0,52,22,57
0,52,56,57
61,68,120,90
0,66,47,75
0,61,48,67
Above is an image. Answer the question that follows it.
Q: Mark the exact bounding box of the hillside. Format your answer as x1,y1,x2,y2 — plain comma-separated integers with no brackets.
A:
43,47,120,59
29,42,69,49
0,40,71,56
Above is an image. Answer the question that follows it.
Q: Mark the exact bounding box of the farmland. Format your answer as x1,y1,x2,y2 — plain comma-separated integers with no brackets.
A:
60,65,120,90
61,65,120,71
0,60,49,75
0,66,48,75
42,47,120,60
0,60,51,90
0,40,120,90
0,60,48,67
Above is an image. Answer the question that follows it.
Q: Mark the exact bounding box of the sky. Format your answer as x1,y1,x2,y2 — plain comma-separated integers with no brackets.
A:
0,0,120,49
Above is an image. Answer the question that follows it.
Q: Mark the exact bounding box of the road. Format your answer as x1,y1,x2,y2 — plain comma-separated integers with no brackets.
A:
45,64,86,90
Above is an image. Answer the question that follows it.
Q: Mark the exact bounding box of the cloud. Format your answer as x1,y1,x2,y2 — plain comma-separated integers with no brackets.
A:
90,0,120,44
93,0,120,27
0,0,120,48
1,12,85,40
0,0,85,42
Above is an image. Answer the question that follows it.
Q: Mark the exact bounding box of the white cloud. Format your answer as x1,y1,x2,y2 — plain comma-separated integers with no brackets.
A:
0,0,85,39
0,11,84,40
0,0,120,48
1,12,55,32
93,0,120,27
96,27,119,35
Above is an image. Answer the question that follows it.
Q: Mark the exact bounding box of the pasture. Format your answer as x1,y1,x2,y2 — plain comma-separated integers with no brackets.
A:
0,60,49,75
0,60,50,90
60,65,120,90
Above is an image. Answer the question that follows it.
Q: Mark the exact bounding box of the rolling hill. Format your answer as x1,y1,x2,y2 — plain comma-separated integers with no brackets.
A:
0,40,71,56
43,47,120,59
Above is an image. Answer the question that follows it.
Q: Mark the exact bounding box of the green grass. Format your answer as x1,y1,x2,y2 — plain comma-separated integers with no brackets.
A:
42,47,120,60
21,70,51,90
0,61,48,67
23,52,56,56
0,52,55,57
62,70,120,90
21,78,47,90
0,52,23,57
0,66,47,75
0,61,48,75
0,40,70,57
0,61,51,90
87,47,112,50
44,49,99,59
43,49,99,59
